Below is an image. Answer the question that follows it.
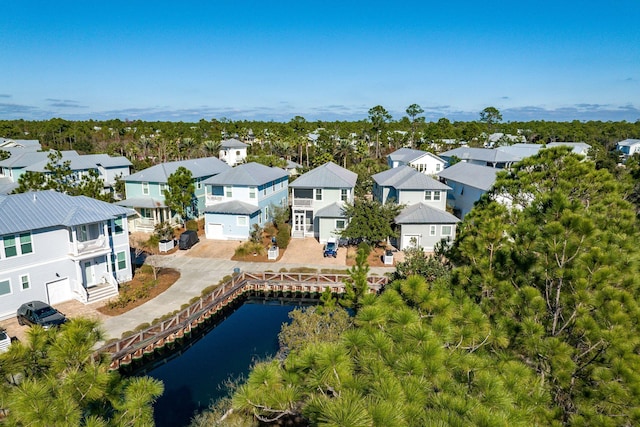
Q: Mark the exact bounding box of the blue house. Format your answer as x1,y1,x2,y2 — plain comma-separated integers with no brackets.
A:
437,162,500,218
117,157,230,232
203,162,288,240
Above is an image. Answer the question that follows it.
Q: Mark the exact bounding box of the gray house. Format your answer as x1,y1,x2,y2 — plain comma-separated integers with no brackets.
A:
371,166,459,251
0,191,134,320
437,162,500,218
289,162,357,243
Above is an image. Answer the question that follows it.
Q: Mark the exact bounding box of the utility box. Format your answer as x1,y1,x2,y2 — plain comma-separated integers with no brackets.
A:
383,250,394,265
268,245,279,260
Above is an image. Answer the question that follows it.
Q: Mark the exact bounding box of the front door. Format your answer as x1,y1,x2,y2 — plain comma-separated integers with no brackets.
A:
294,212,305,233
83,260,96,288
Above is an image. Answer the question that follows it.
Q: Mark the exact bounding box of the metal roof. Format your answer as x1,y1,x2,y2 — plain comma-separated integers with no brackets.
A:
437,162,500,191
394,203,460,224
115,197,167,209
438,147,521,164
372,166,451,191
220,138,248,148
202,162,287,186
0,177,18,195
124,157,231,183
615,139,640,147
0,190,133,235
204,200,260,215
289,162,357,189
387,148,443,164
315,202,346,218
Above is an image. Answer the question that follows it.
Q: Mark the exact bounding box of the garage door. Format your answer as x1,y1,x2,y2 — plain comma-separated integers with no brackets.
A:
207,223,224,239
46,278,72,305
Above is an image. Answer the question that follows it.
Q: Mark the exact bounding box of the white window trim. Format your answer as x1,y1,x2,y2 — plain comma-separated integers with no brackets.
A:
249,187,257,199
433,191,441,201
424,190,432,201
336,219,346,230
142,182,150,195
19,273,30,291
429,225,437,236
315,189,323,201
237,216,248,226
441,225,452,236
0,278,12,297
116,251,127,271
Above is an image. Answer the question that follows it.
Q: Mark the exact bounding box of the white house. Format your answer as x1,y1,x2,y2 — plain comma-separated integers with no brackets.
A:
289,162,357,243
616,139,640,161
0,191,134,320
387,148,446,175
219,138,248,166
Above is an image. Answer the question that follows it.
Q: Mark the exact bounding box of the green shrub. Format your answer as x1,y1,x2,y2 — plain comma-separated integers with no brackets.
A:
134,323,151,332
186,219,198,231
276,223,291,249
234,241,266,258
121,330,135,338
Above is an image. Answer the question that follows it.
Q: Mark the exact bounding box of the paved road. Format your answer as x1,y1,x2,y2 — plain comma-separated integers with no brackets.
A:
101,253,395,340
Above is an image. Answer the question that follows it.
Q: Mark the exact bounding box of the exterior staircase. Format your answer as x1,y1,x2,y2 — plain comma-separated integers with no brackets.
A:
87,282,119,304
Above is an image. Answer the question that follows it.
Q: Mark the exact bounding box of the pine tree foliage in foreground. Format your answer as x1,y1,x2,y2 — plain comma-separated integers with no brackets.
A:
0,318,164,426
202,147,640,426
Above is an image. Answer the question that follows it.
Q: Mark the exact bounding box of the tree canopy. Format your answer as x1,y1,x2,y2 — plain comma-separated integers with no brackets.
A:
163,166,195,224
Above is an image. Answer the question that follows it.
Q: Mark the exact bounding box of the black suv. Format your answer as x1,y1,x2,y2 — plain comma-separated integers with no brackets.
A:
17,301,67,328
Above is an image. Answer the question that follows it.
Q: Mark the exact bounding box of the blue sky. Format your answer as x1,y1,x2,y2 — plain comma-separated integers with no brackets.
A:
1,1,639,122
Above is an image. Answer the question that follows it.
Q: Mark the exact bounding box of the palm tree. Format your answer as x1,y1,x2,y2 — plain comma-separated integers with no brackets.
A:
202,139,221,157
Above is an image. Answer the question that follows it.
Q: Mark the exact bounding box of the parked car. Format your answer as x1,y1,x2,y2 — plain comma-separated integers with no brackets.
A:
0,328,11,353
17,301,67,329
323,238,338,258
178,230,199,250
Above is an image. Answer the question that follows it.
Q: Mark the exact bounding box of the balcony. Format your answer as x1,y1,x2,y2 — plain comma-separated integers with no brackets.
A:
206,194,225,206
69,235,109,257
292,198,313,208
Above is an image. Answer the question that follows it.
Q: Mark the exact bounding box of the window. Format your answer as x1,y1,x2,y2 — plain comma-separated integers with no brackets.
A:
0,279,10,296
433,191,441,201
225,186,232,198
249,187,256,199
237,216,248,226
315,189,322,201
424,190,432,201
436,163,441,172
441,225,452,236
160,183,167,193
264,206,269,221
20,274,30,290
263,186,267,196
142,182,149,195
117,251,126,270
429,225,437,236
236,150,241,156
197,180,202,190
111,254,116,273
19,233,32,254
78,224,100,242
280,181,284,189
114,217,124,234
341,189,348,201
3,236,16,258
336,219,346,230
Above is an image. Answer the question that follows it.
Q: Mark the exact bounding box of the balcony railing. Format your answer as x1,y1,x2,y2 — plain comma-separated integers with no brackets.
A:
69,235,109,256
292,198,313,207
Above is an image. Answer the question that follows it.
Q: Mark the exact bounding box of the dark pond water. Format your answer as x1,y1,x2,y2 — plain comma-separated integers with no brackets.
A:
142,298,303,427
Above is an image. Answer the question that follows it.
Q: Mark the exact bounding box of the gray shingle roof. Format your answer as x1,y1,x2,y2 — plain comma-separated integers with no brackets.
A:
372,166,451,191
124,157,231,183
438,162,500,191
204,200,260,215
289,162,357,189
394,203,460,224
0,190,133,235
202,162,287,186
220,138,248,148
315,202,346,218
387,148,443,164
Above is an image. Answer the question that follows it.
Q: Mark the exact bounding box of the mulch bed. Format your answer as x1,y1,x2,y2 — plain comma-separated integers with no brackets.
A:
96,268,180,316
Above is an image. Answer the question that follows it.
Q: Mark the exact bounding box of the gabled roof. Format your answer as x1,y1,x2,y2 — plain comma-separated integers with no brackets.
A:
497,144,542,159
204,200,260,215
124,157,231,183
220,138,248,149
387,148,443,164
0,190,133,235
0,138,41,150
203,162,287,186
25,154,100,173
0,177,18,195
315,202,346,218
437,162,500,191
394,203,460,224
289,162,357,189
285,160,302,169
546,142,591,154
439,147,521,164
372,166,451,191
84,153,132,168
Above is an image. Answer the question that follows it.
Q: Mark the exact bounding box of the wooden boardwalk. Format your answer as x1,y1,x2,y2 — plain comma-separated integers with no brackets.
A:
99,272,388,370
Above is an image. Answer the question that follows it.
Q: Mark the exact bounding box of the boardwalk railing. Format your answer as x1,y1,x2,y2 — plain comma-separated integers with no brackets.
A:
99,272,388,370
